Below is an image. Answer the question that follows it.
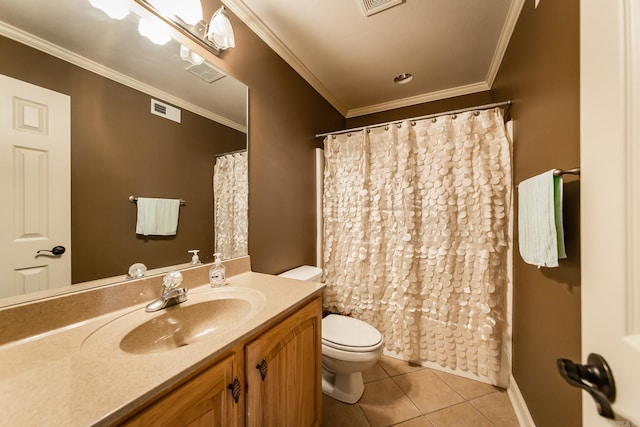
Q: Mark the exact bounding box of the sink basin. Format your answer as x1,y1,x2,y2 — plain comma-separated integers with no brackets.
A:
82,287,265,356
120,298,253,354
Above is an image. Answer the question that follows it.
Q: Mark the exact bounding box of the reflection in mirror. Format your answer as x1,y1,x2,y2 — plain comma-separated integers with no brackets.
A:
0,0,248,307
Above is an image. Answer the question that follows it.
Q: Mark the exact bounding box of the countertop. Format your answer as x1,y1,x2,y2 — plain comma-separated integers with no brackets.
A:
0,271,324,426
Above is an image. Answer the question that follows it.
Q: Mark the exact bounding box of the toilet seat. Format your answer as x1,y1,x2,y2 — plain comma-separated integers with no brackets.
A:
322,314,383,352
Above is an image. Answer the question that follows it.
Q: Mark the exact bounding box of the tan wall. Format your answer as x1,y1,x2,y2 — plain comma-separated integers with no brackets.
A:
203,2,345,274
0,36,246,283
491,0,582,426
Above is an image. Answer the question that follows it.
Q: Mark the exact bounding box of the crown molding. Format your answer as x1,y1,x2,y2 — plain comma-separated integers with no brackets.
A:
485,0,526,88
0,20,247,133
222,0,348,116
346,82,492,118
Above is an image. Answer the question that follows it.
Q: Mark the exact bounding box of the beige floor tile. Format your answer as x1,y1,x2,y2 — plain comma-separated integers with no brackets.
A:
432,370,500,400
393,368,465,414
358,378,422,427
321,395,371,427
362,362,389,383
470,391,520,426
378,355,426,377
426,402,494,427
391,415,435,427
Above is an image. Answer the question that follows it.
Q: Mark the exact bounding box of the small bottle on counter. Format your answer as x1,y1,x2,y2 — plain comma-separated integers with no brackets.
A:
209,253,227,287
188,249,201,265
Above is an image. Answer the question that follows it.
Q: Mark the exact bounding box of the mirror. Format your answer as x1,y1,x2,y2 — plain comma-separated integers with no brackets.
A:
0,0,248,306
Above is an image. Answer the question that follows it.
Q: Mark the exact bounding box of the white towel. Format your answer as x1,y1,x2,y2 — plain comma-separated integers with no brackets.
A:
518,170,567,267
135,197,180,236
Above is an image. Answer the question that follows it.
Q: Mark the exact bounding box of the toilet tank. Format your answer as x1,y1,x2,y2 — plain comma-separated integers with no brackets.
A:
278,265,322,282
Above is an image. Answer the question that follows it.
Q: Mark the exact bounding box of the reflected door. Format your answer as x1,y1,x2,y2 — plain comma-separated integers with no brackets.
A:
0,75,70,298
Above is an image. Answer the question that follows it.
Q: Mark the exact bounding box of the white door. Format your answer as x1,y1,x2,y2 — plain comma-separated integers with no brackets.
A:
0,75,71,298
581,0,640,425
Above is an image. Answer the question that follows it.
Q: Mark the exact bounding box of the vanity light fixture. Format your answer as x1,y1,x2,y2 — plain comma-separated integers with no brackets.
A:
145,0,204,26
206,6,236,51
89,0,129,20
134,1,236,55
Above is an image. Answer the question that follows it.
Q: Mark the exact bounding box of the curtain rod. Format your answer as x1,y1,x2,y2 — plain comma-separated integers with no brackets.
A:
315,100,512,138
215,149,247,158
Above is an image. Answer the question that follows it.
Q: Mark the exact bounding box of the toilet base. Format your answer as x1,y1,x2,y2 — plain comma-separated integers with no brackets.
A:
321,369,365,404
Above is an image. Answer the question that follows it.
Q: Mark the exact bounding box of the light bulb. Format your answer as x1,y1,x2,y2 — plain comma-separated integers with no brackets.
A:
138,17,171,45
89,0,129,20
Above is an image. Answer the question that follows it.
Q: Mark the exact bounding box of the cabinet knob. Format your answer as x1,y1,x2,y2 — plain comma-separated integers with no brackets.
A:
256,358,268,381
228,377,241,403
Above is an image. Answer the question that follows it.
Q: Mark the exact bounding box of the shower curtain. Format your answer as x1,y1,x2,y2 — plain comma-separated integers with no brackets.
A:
213,151,248,259
322,108,511,383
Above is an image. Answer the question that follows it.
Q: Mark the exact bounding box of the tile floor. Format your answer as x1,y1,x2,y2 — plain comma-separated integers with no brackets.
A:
321,355,520,427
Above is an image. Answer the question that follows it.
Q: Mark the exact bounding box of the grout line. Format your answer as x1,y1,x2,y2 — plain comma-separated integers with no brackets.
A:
354,402,372,427
324,362,518,427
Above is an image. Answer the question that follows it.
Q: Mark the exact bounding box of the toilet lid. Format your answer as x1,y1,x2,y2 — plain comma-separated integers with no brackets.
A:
322,314,382,349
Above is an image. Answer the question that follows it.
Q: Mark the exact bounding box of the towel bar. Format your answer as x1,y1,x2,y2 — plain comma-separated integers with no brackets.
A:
129,196,186,205
553,167,580,177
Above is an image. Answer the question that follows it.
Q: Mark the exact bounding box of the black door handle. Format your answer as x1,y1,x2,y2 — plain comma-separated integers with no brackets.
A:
256,358,268,381
228,377,241,403
557,353,616,419
36,245,66,256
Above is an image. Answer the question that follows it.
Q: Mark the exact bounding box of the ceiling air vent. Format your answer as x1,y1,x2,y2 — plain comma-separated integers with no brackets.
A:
358,0,403,16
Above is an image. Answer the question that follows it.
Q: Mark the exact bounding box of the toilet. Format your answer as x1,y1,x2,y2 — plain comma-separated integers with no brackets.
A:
278,266,384,404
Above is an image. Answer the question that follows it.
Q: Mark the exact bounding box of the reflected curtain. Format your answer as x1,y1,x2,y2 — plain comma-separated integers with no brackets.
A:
322,108,511,383
213,151,248,259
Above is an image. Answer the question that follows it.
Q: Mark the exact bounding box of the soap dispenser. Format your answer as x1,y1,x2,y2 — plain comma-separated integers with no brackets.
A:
188,249,201,265
209,253,226,287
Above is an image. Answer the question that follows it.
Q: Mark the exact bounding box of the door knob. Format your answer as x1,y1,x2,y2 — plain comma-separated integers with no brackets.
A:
36,245,66,256
557,353,616,419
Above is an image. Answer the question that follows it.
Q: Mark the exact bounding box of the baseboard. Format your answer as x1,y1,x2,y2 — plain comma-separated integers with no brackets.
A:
507,374,536,427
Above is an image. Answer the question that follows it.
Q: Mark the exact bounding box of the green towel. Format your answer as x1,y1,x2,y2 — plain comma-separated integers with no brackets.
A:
554,176,567,259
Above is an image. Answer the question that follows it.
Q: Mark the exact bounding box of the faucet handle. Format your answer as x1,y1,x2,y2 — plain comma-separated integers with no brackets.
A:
162,271,184,293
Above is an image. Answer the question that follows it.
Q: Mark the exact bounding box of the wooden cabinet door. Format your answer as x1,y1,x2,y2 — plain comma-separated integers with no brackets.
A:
123,353,242,427
245,297,322,427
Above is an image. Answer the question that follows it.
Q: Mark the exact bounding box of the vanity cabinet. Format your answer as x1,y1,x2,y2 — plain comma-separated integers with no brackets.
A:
120,296,322,427
122,353,243,427
245,298,322,427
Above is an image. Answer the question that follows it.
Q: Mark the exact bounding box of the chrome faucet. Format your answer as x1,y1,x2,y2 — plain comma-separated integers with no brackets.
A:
145,271,188,312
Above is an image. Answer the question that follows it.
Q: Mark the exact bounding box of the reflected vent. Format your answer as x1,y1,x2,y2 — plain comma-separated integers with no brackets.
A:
185,61,226,83
358,0,403,16
151,99,181,123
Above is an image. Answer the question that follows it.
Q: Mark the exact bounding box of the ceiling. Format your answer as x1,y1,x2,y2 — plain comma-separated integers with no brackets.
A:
223,0,525,117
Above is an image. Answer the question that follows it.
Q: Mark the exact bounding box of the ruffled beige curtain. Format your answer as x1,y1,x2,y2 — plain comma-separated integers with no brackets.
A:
322,108,511,383
213,151,248,259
